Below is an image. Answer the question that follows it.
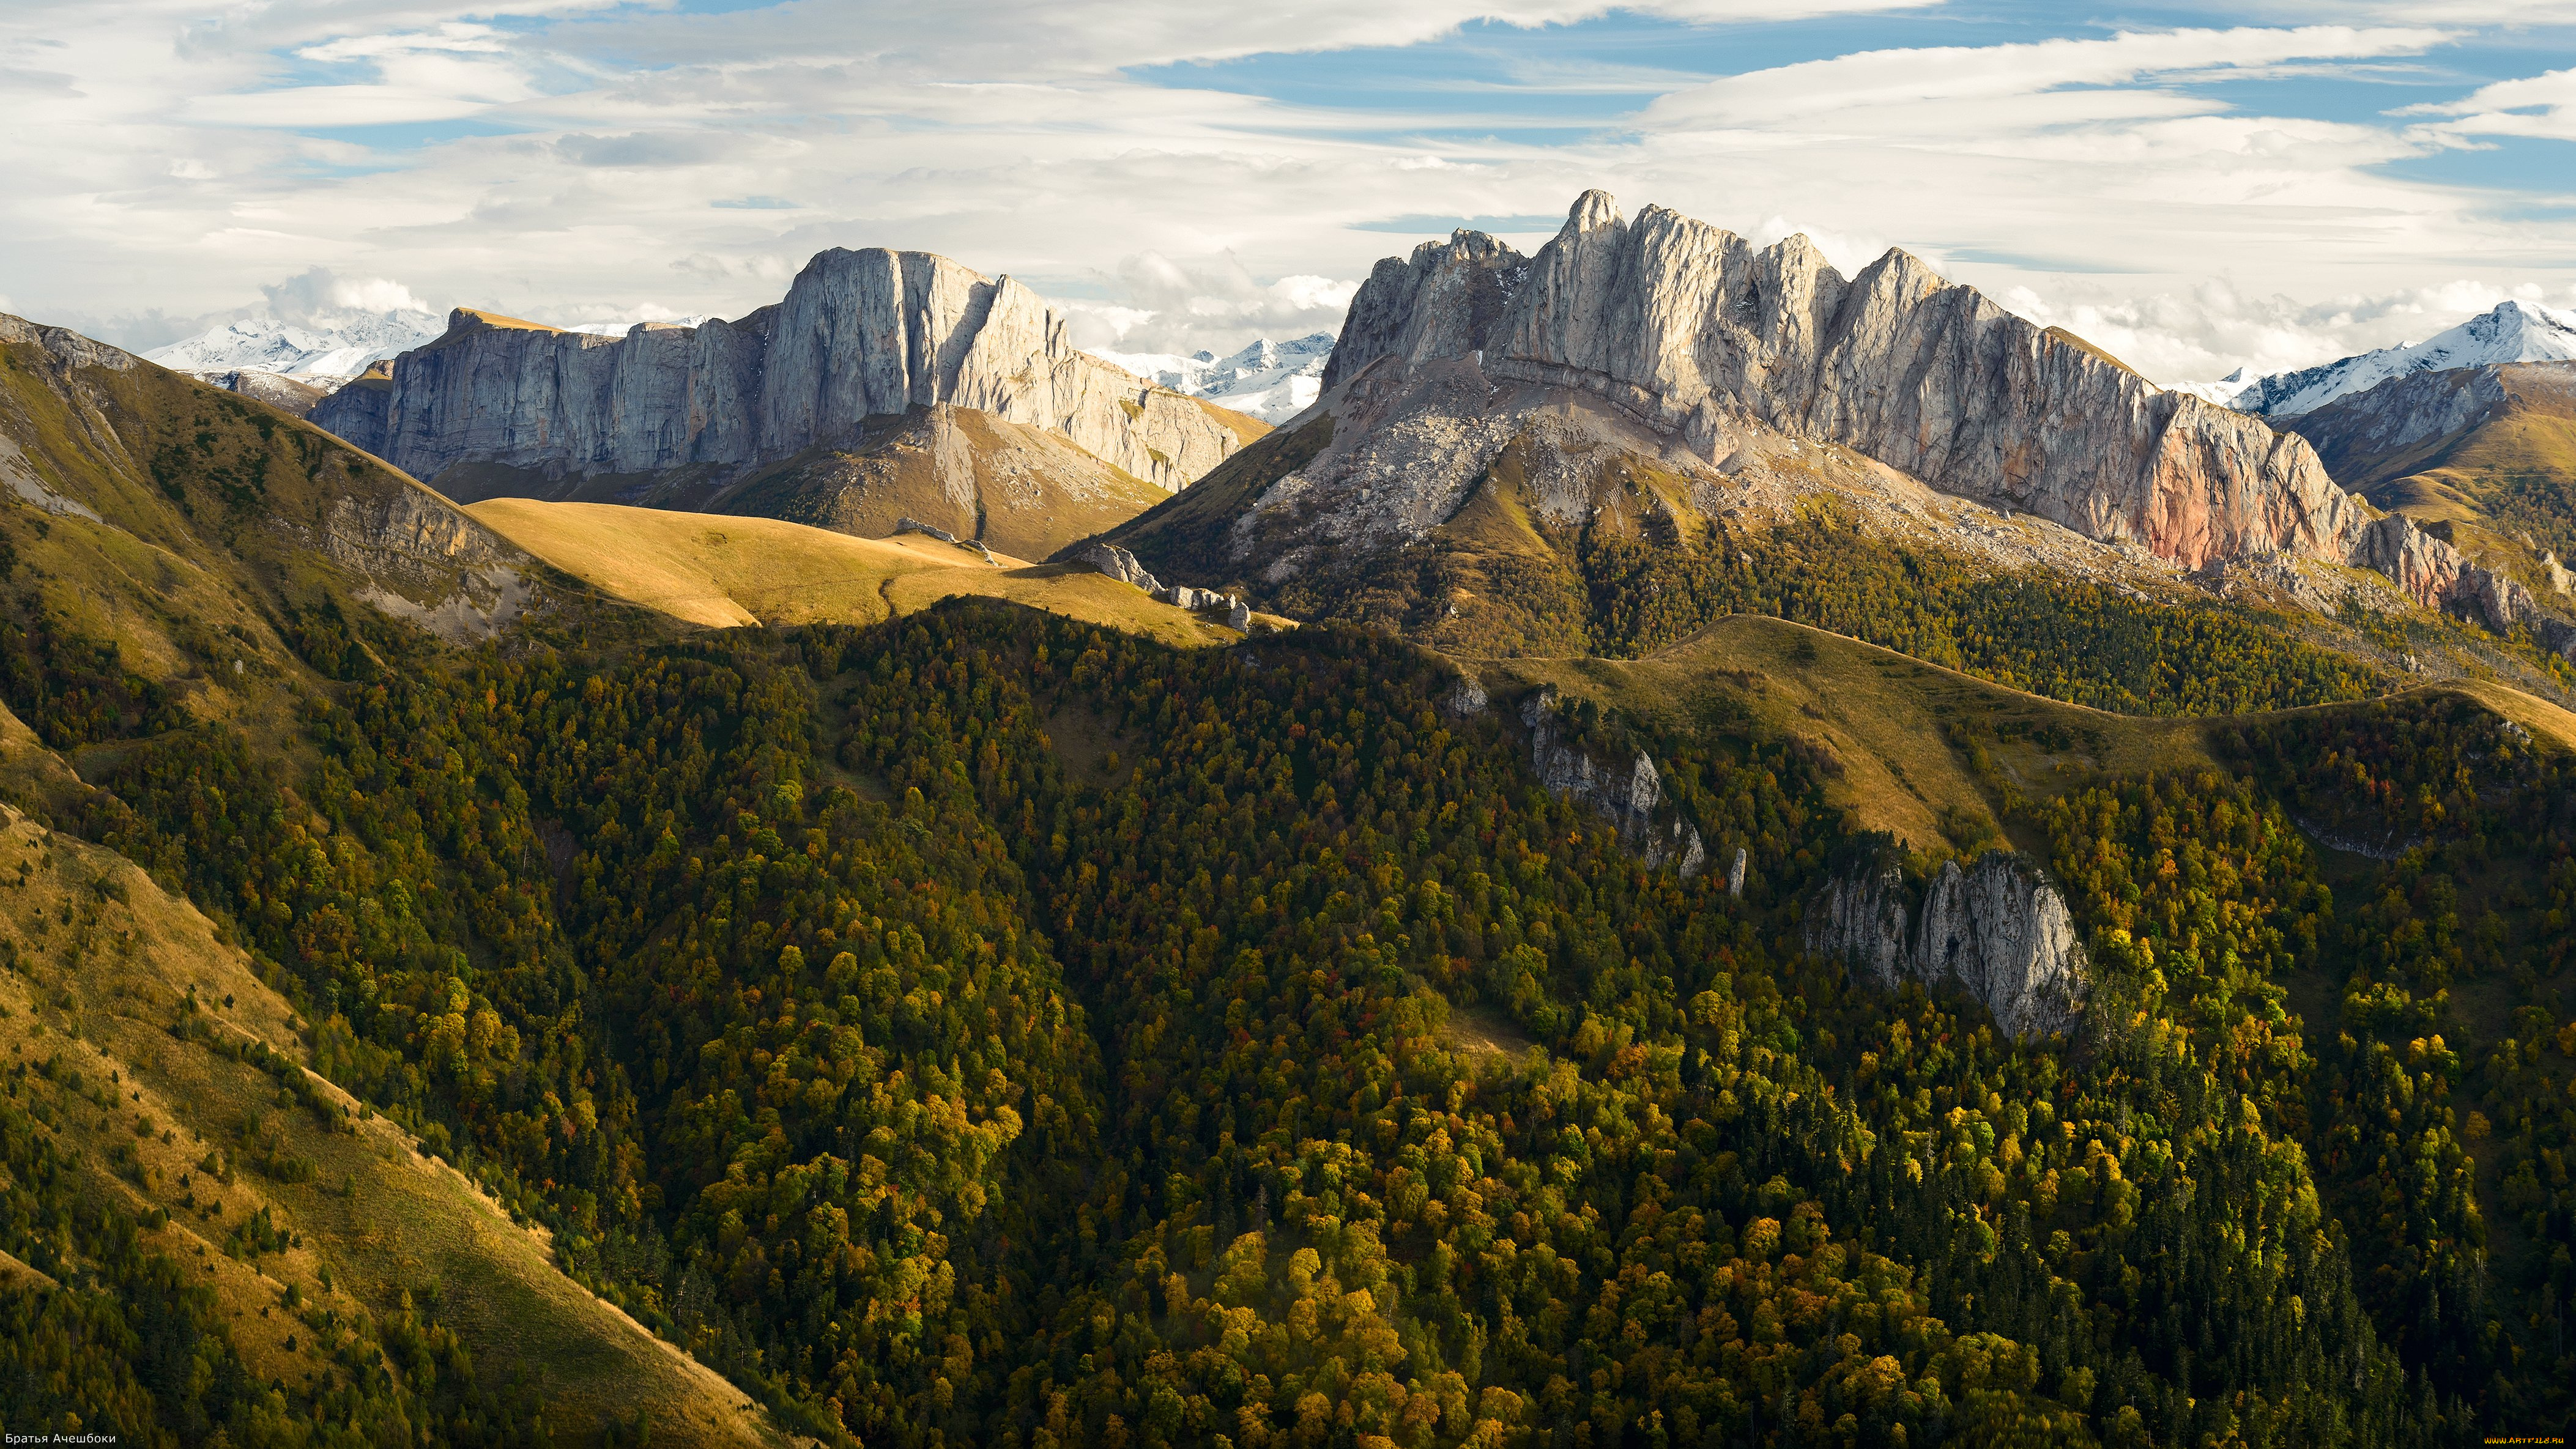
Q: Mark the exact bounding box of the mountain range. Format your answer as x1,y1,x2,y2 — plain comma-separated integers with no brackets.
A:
2193,298,2576,418
11,190,2576,1447
306,253,1266,561
1100,191,2566,663
143,309,445,382
1089,332,1335,424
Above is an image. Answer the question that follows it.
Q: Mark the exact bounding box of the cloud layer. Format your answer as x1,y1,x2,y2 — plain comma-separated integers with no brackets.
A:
1,0,2570,379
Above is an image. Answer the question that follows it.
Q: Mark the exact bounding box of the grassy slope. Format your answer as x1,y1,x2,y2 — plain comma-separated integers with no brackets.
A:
470,498,1279,647
0,336,547,722
0,712,788,1448
2307,363,2576,580
0,341,793,1445
701,407,1175,563
1476,612,2576,858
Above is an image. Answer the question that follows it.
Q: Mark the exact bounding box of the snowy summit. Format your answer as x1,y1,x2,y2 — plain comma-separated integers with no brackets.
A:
2192,299,2576,418
146,311,444,383
1089,333,1335,426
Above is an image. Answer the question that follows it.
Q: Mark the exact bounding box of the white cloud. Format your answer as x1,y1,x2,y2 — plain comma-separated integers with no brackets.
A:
1061,252,1359,352
2403,64,2576,143
1641,26,2452,130
1,0,2572,370
261,267,436,325
1995,276,2576,387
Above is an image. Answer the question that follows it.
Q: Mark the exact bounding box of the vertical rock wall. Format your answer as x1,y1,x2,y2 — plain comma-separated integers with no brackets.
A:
1806,846,2087,1039
311,251,1254,498
1518,688,1707,877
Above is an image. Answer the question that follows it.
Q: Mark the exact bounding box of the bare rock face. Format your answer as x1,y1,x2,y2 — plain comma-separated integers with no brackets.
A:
1519,687,1706,876
1071,541,1162,593
2350,512,2569,648
1370,191,2366,569
1204,190,2539,634
1807,845,2087,1039
1913,855,2085,1039
311,251,1255,511
1325,230,1529,390
1809,852,1912,990
0,314,137,373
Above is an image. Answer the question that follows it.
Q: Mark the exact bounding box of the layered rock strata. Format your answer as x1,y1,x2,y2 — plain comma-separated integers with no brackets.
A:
1322,191,2367,569
1214,191,2535,634
1807,847,2086,1039
312,251,1255,504
1520,688,1707,877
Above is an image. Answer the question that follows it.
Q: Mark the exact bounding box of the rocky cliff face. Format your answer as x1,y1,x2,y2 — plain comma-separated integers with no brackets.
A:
311,251,1257,514
1807,846,2085,1039
1364,193,2368,569
1145,191,2539,640
1518,687,1706,876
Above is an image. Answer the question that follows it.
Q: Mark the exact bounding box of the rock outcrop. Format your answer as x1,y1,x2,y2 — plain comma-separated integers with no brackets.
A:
1071,541,1162,593
1159,190,2541,639
1807,845,2086,1039
1519,688,1706,877
1326,192,2369,570
311,251,1258,508
0,314,136,373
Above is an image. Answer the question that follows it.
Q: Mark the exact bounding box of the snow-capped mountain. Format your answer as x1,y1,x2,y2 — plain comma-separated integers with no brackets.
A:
1089,333,1335,426
146,311,443,382
566,316,711,336
2193,300,2576,418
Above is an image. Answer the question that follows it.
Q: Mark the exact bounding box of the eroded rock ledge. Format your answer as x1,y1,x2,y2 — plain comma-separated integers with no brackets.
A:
1516,687,1706,878
1806,845,2087,1039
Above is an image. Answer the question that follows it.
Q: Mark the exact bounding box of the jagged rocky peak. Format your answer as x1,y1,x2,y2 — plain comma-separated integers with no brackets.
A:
310,245,1257,506
1324,228,1529,390
1332,189,2367,570
1807,844,2086,1039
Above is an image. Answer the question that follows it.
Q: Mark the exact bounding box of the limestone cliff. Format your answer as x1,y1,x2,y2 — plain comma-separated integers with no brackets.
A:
1806,845,2085,1039
1518,687,1706,876
1360,192,2367,568
311,251,1261,550
1118,190,2534,646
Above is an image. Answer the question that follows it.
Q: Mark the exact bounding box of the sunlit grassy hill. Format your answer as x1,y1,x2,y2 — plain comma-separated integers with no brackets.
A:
469,497,1286,647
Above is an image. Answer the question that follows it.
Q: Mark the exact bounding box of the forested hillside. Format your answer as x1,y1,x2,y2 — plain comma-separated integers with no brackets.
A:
6,324,2576,1448
10,563,2574,1442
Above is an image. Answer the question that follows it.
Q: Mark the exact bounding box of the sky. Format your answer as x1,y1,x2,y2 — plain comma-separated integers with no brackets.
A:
1,0,2572,387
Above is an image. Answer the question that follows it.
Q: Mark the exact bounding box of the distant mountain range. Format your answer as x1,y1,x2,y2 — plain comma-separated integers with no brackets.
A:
143,310,444,381
1088,333,1334,424
2186,299,2576,418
